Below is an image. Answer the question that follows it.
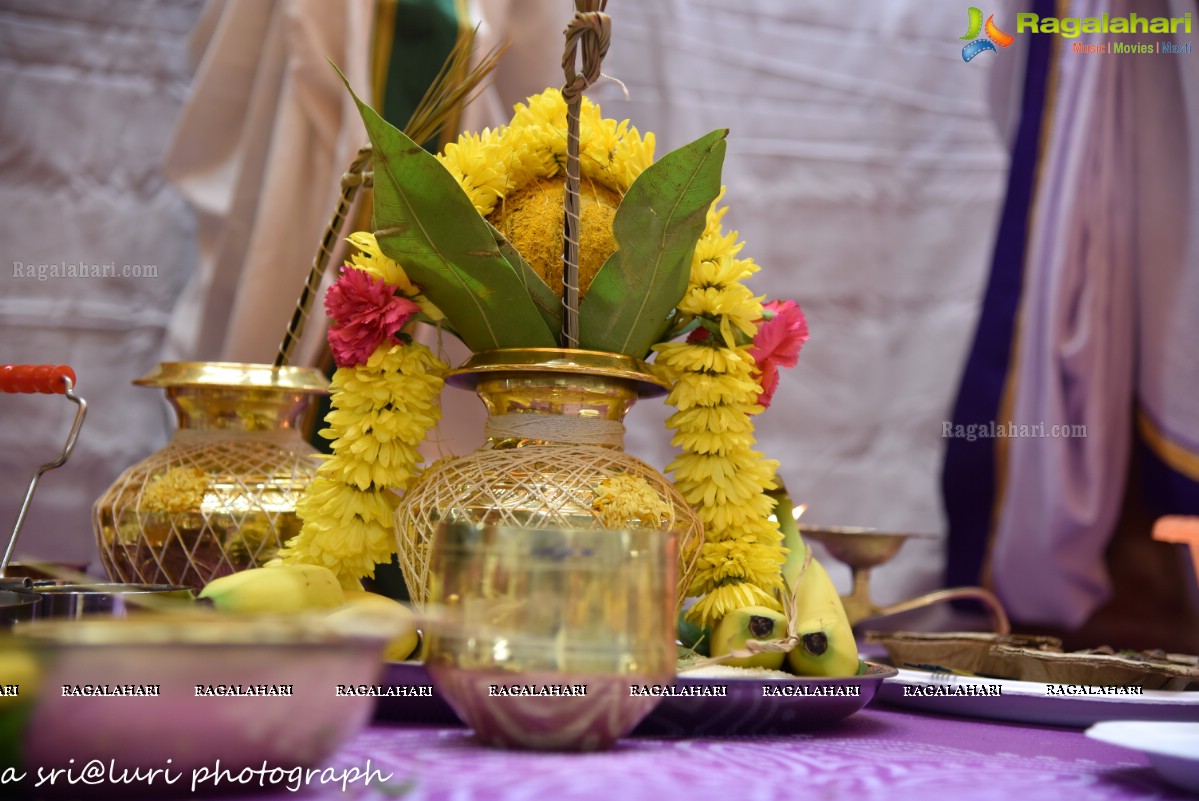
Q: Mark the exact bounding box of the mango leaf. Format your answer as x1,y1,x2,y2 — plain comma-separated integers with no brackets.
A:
485,221,561,335
578,129,727,357
340,71,557,351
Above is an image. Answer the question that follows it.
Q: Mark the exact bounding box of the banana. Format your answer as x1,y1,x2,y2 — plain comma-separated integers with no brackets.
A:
199,564,345,614
773,483,860,677
784,558,861,677
709,605,787,670
325,590,420,662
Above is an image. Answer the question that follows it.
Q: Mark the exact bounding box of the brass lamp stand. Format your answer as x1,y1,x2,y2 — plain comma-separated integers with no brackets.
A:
798,522,1011,635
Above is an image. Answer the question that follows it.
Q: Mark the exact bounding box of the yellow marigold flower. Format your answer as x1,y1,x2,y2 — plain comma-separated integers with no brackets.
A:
702,187,731,233
666,371,761,411
592,474,674,529
141,467,208,514
670,451,778,505
677,284,762,344
690,252,757,289
435,128,507,215
510,88,566,130
694,530,784,579
651,341,754,378
281,476,401,585
687,583,780,623
502,124,561,194
654,191,791,628
670,427,757,456
665,405,759,436
297,475,396,526
611,126,654,188
692,491,779,532
438,88,653,299
345,232,415,290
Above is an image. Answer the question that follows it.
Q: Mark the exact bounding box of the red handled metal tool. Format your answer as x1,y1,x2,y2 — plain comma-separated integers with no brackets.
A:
0,364,87,578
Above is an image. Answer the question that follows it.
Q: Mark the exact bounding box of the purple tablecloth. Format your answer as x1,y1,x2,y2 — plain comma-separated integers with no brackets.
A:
267,707,1187,801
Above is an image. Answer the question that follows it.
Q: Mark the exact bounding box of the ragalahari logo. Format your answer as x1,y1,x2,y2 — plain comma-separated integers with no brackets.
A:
962,7,1015,61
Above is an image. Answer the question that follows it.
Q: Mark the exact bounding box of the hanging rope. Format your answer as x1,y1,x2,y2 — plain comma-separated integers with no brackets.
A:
274,145,374,367
559,0,610,348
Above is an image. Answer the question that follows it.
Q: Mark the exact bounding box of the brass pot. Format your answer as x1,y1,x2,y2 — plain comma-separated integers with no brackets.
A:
394,348,702,610
93,362,328,590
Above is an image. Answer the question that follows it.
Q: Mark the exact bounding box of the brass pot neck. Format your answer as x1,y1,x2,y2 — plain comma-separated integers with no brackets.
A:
474,373,640,423
134,361,328,433
164,387,314,432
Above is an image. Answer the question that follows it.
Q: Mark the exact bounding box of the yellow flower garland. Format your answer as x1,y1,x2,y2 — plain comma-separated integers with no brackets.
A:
653,197,785,628
276,237,447,588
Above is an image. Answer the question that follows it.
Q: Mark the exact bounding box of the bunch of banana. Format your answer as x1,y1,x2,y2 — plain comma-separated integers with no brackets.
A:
700,484,860,678
199,564,346,613
199,565,420,662
0,643,40,776
776,483,860,677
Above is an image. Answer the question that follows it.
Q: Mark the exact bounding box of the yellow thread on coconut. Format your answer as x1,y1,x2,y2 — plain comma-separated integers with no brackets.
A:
437,88,654,299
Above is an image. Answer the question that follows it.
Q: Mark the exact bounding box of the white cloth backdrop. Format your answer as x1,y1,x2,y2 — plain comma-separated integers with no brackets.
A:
0,0,204,567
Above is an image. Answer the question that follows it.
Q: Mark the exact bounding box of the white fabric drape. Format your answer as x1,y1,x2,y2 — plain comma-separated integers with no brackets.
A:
990,0,1199,627
162,0,375,366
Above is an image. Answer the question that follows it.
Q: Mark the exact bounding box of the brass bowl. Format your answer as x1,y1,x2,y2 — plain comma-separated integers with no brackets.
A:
425,522,676,751
3,614,388,796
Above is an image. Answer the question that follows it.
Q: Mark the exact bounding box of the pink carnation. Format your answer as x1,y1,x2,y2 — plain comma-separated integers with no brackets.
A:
325,267,420,367
747,299,809,409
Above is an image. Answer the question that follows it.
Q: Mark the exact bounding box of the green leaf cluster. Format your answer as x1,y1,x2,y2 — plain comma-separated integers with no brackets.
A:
345,75,727,357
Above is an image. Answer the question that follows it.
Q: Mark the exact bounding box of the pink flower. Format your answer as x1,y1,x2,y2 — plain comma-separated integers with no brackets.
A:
747,299,809,409
325,267,420,367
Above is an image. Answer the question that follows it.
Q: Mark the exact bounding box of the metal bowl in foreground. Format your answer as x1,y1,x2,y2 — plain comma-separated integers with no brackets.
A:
4,614,388,797
0,588,40,628
30,582,194,618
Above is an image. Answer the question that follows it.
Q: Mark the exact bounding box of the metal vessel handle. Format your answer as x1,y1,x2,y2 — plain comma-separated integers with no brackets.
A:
0,365,88,578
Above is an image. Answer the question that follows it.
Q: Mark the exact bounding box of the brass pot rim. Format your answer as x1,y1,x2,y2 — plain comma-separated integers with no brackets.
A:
133,362,329,394
445,348,668,398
